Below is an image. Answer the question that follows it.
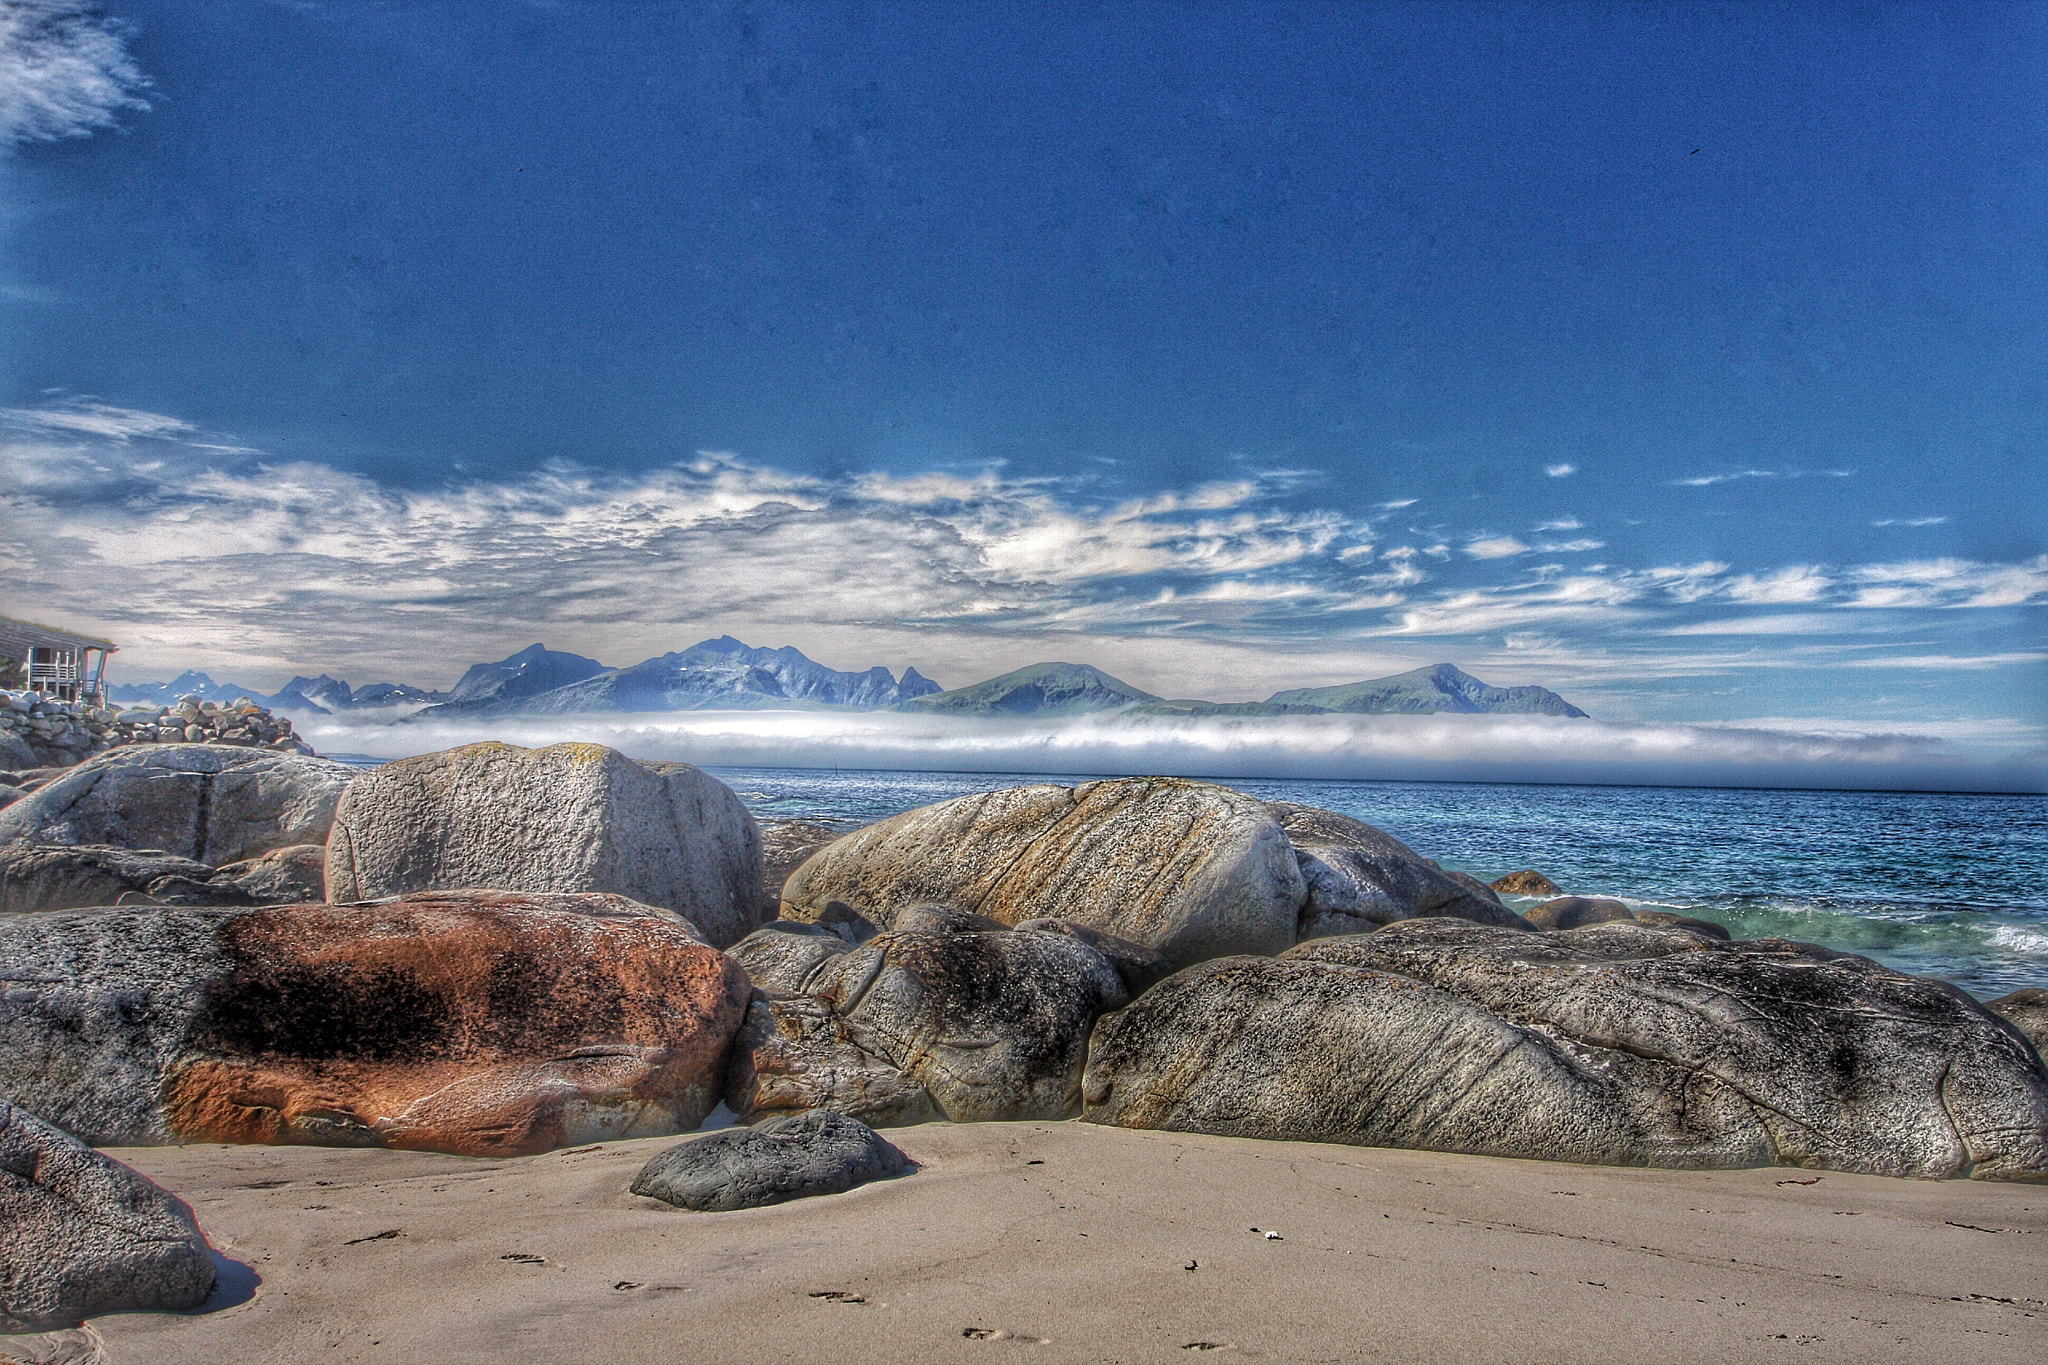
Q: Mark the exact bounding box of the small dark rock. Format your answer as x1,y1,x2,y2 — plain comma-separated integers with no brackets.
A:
1631,909,1732,941
1491,869,1561,897
630,1109,909,1212
1524,895,1636,931
1985,988,2048,1059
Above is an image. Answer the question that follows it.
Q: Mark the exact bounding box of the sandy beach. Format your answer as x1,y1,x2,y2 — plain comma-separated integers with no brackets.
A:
69,1121,2045,1364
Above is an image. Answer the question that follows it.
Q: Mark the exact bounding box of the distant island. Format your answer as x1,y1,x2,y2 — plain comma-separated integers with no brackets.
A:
111,640,1587,721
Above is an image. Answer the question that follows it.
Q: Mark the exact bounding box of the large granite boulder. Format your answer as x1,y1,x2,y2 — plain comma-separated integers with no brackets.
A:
630,1110,910,1212
324,742,765,947
1,1101,216,1332
1082,918,2048,1181
0,843,220,915
1987,988,2048,1058
0,745,355,866
780,778,1306,965
723,921,1130,1123
0,890,750,1157
1272,802,1532,939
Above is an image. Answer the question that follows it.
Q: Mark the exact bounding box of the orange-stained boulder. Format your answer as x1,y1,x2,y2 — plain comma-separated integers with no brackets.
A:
0,890,751,1158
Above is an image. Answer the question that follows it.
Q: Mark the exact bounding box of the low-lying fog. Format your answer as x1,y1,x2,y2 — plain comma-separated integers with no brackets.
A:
294,710,2047,794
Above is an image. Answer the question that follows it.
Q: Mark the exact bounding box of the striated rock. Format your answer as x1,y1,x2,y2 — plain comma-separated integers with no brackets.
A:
1082,918,2048,1180
0,844,219,915
0,745,354,866
781,777,1306,966
723,996,941,1128
630,1109,910,1212
723,923,1130,1123
209,843,327,904
0,890,749,1157
1491,869,1561,897
1986,988,2048,1058
1523,895,1636,931
1271,802,1532,939
0,1101,216,1332
323,742,764,947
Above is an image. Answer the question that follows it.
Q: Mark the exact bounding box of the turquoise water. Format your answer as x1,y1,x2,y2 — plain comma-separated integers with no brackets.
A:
710,766,2048,1001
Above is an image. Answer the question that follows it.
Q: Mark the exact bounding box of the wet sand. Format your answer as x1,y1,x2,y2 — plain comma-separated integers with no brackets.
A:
74,1121,2048,1363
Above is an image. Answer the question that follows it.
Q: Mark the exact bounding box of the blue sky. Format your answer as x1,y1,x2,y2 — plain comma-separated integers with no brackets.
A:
1,1,2043,748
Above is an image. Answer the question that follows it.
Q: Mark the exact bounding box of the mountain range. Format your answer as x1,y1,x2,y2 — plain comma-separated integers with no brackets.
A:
113,642,1585,721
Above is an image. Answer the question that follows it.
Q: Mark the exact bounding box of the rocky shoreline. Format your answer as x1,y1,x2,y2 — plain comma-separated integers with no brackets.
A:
0,737,2043,1335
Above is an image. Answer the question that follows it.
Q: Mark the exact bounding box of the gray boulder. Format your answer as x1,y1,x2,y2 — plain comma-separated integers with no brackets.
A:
723,923,1131,1123
0,1101,216,1331
0,843,219,915
1986,988,2048,1058
1082,918,2048,1181
630,1109,909,1212
1523,895,1637,930
1269,802,1532,939
781,777,1306,966
0,745,355,866
323,742,765,947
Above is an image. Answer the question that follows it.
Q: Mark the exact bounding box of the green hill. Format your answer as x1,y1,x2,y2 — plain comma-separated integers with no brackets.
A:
897,662,1159,716
1265,663,1588,717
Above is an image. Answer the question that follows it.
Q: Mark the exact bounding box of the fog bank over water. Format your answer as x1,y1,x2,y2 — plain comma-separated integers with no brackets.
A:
296,710,2047,795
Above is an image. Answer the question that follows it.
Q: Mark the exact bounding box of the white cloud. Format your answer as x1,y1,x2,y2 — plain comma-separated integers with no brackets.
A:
7,403,2043,698
1532,517,1583,531
0,1,150,145
1872,516,1948,528
1532,538,1604,554
1544,464,1576,478
1464,536,1529,560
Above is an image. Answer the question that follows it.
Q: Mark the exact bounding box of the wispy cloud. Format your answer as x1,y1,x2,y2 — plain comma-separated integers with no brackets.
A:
1672,468,1854,487
1532,517,1583,531
1872,516,1948,528
1463,536,1529,560
0,2,151,146
1544,463,1576,478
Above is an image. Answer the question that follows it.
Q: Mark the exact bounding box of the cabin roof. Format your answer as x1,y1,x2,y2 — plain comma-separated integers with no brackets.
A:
0,614,117,657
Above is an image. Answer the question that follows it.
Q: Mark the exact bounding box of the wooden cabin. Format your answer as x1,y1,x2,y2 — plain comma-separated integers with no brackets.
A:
0,615,116,706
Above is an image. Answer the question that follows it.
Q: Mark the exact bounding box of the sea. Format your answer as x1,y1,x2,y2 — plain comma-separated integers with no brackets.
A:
704,766,2048,1002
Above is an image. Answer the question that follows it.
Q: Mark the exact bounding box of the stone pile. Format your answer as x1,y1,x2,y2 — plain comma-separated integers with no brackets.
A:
104,696,310,756
0,690,311,775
